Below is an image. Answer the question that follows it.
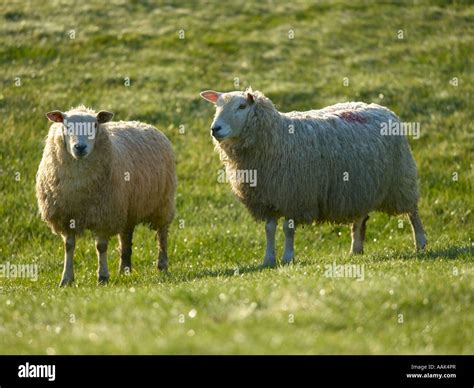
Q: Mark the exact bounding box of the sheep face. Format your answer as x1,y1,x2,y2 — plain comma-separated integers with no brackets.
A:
46,110,114,160
200,90,254,141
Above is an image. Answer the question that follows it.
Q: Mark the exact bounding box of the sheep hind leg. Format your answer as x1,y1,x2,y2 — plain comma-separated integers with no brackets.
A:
282,219,295,265
262,218,277,267
119,227,134,274
96,237,109,284
408,209,427,251
59,235,75,287
350,215,369,255
157,225,169,271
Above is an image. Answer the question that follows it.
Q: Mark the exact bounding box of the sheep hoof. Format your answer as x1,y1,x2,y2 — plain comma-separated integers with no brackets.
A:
262,258,276,268
282,253,294,265
416,237,427,251
416,243,427,251
97,275,109,285
157,258,168,271
59,277,74,287
120,265,132,275
350,249,364,255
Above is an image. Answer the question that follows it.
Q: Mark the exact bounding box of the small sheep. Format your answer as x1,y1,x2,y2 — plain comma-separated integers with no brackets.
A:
36,106,176,286
200,88,427,266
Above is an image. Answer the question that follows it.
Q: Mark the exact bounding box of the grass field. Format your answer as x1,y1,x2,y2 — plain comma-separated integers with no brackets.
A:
0,0,473,354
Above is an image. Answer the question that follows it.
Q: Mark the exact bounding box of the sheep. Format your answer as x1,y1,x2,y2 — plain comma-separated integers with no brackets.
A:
36,105,176,286
200,88,427,267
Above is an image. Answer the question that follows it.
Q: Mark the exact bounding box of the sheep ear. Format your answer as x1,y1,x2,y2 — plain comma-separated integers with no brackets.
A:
97,111,114,123
247,92,255,104
46,111,64,123
200,90,221,104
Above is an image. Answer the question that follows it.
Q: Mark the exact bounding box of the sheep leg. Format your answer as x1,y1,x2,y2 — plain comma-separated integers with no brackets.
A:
263,218,277,267
157,225,169,271
282,219,295,264
350,215,369,254
96,237,109,284
59,235,75,287
119,227,134,274
408,209,427,251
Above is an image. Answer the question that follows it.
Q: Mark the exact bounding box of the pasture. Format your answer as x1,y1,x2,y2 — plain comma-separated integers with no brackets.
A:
0,0,472,354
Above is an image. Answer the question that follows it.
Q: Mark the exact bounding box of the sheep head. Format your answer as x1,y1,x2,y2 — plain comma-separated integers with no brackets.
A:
46,107,113,160
200,89,256,142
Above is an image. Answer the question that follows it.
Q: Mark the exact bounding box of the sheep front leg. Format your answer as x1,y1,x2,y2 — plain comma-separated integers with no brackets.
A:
60,235,75,287
96,237,109,284
119,227,134,274
157,225,169,271
263,218,277,267
350,215,369,254
408,209,427,251
282,219,295,264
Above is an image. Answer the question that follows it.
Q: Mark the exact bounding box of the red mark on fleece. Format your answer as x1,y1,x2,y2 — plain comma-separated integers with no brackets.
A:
336,111,367,124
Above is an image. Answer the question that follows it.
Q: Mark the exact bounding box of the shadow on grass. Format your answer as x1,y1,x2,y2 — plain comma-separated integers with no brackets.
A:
424,245,473,260
186,263,264,280
158,245,474,284
106,245,472,286
158,257,318,284
366,245,473,262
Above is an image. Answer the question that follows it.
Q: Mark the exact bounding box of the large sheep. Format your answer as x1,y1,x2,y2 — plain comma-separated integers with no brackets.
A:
36,106,176,286
200,88,427,266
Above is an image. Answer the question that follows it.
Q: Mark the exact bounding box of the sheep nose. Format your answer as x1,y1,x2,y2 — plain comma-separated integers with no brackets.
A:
74,144,87,154
211,125,221,134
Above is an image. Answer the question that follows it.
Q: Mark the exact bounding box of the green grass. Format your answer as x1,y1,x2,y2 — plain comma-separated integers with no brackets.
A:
0,0,473,354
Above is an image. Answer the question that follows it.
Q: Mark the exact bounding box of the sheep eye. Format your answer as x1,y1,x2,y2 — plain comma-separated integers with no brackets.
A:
238,104,247,110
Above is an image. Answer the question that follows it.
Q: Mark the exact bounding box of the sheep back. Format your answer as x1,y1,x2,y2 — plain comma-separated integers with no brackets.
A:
216,101,419,224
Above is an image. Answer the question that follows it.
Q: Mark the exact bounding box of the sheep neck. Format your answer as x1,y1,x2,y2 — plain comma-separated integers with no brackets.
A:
217,106,286,170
